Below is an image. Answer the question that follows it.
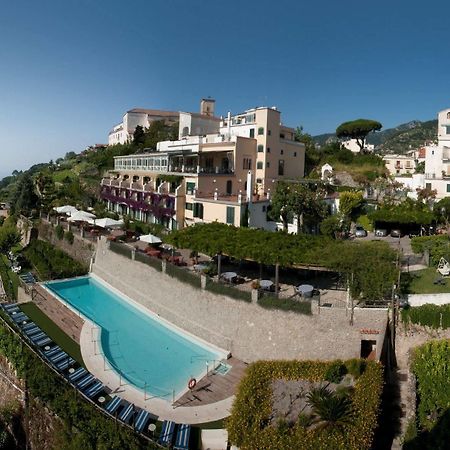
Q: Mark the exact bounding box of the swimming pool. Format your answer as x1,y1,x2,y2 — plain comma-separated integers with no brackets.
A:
45,276,224,399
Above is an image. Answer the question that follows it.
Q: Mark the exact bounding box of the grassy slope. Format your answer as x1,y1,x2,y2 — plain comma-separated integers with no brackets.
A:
407,267,450,294
0,255,20,300
20,302,84,366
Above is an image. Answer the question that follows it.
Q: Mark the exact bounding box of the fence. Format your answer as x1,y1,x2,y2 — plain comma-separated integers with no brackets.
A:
134,250,163,272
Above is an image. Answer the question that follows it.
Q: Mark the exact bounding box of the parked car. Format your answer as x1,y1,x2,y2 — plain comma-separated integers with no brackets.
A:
355,225,368,237
374,229,388,237
390,229,402,238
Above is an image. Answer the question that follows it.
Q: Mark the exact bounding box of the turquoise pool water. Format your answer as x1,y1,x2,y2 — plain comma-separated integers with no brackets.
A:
45,276,223,398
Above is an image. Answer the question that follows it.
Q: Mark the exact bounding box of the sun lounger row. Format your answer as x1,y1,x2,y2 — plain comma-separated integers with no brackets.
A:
158,420,191,450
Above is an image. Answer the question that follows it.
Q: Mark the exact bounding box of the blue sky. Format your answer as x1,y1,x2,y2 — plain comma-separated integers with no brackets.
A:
0,0,449,178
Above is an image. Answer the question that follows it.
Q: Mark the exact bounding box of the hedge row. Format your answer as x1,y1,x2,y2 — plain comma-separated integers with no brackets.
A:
23,239,87,280
0,313,157,449
401,304,450,329
257,295,312,315
410,235,450,266
227,359,383,450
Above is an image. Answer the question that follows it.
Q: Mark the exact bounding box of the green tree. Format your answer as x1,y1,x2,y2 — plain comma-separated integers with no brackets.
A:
0,226,21,254
132,125,146,147
269,181,292,231
295,125,319,175
336,119,382,151
287,182,328,234
339,191,365,225
142,120,179,150
10,173,39,216
434,197,450,227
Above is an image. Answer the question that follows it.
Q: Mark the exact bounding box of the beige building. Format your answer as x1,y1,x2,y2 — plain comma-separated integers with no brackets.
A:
101,102,305,230
383,154,416,176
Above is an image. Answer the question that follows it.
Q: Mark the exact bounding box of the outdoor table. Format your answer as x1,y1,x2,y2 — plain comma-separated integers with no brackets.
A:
98,396,106,404
221,272,237,282
297,284,314,298
260,279,274,291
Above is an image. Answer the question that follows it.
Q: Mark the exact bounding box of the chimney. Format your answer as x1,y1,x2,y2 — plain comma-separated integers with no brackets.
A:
201,98,215,116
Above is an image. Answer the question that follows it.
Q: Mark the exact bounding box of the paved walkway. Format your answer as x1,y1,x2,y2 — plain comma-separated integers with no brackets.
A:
80,317,238,424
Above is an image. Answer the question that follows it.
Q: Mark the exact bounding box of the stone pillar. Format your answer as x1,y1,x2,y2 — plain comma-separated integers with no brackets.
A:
200,274,207,290
131,249,136,261
251,288,259,304
161,260,167,273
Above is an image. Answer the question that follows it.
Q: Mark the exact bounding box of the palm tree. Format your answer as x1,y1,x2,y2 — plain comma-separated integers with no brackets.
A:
306,386,353,431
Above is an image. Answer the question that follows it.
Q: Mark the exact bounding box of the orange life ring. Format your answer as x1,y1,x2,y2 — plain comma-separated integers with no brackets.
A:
188,378,197,390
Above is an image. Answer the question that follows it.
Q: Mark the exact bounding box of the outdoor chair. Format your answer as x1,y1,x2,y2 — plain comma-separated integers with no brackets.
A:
134,409,150,433
76,373,95,390
158,420,176,447
85,380,104,398
119,402,135,424
69,367,87,382
104,396,122,415
174,424,191,450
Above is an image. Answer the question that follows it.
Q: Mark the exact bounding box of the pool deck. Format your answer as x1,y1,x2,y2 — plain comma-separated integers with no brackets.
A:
80,319,241,423
32,285,84,343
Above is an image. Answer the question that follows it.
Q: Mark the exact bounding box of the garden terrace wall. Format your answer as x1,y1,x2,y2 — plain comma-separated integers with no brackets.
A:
93,238,388,363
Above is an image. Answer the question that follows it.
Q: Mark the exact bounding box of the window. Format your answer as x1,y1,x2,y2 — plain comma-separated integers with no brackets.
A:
447,126,450,135
267,147,271,153
226,180,232,195
262,205,266,212
182,126,189,137
258,145,264,152
278,160,285,176
257,161,263,169
185,202,193,211
186,182,196,195
280,149,284,155
447,112,450,120
426,183,432,190
266,161,270,168
396,170,400,174
447,184,450,193
280,133,285,139
294,152,297,157
249,128,255,138
432,150,435,155
193,203,204,219
226,206,235,225
268,129,271,136
256,178,262,183
258,127,264,135
243,158,252,170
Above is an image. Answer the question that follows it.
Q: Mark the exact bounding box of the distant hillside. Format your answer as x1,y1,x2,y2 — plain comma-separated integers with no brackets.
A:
313,119,438,154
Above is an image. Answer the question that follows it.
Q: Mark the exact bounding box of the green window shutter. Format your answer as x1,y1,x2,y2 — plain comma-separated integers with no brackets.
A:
258,145,264,152
186,182,196,194
257,161,263,169
226,206,235,225
258,127,264,135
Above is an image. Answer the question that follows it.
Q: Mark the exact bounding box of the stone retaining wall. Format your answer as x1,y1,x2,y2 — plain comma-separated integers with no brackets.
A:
93,238,388,363
408,293,450,307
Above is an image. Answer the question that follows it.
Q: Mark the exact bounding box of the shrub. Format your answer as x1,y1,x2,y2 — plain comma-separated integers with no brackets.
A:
55,224,64,240
410,235,450,266
401,304,450,329
345,359,366,379
258,295,312,315
324,360,347,383
227,359,383,450
64,230,74,245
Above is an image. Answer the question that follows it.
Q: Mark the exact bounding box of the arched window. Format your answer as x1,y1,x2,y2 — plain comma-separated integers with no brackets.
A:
447,112,450,120
182,126,189,137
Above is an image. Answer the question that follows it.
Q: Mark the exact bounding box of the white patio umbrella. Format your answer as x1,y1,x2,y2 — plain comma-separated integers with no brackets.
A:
138,234,162,244
67,211,96,222
54,205,78,215
87,217,124,229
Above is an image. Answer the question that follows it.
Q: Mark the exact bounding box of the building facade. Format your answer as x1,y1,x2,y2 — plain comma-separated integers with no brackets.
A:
383,154,416,176
108,108,179,145
101,103,305,230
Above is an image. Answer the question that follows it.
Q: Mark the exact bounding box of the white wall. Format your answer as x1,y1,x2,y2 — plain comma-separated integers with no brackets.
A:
438,108,450,147
408,293,450,307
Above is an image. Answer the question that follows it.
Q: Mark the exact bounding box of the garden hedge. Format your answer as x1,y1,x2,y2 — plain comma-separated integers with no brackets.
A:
227,359,383,450
401,304,450,329
410,235,450,266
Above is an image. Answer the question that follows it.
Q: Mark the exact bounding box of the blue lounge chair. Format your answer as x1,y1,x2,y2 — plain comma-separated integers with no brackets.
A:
174,424,191,450
36,337,52,347
69,367,87,382
158,421,176,447
45,346,62,357
134,409,150,433
57,357,75,371
22,322,36,331
24,326,40,336
12,313,27,322
119,402,134,424
85,381,104,398
105,396,122,415
4,304,19,312
30,332,46,342
77,374,95,390
50,351,67,363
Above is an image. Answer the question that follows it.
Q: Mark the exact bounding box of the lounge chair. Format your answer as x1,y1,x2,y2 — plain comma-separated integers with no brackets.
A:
30,332,46,342
85,380,104,398
158,420,176,447
45,346,62,357
36,336,52,347
134,409,150,433
12,313,28,322
174,424,191,450
119,402,134,424
104,396,122,415
57,357,75,371
76,374,95,390
51,352,70,364
69,367,87,382
24,326,40,336
22,322,37,331
4,304,19,312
